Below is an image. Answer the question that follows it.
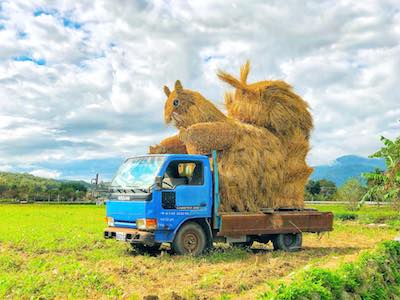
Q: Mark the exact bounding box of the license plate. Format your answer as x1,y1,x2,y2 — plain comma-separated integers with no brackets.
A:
116,232,126,241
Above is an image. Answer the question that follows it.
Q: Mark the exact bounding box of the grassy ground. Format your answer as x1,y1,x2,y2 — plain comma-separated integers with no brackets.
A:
0,204,399,299
310,203,400,226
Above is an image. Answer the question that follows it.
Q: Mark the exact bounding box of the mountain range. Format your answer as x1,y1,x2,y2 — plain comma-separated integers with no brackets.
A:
310,155,386,186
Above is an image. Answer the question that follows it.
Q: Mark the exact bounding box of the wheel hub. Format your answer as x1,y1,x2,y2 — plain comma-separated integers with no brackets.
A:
284,234,296,247
183,231,199,252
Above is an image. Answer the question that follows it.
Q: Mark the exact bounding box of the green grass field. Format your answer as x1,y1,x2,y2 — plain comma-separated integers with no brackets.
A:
0,204,399,299
311,204,400,226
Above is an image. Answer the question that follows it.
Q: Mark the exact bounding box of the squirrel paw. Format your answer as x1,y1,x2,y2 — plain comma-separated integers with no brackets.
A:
149,145,167,154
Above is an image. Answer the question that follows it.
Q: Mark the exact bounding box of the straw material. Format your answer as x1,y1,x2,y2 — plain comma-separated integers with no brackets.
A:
218,62,314,209
218,62,313,139
152,80,287,212
149,134,187,154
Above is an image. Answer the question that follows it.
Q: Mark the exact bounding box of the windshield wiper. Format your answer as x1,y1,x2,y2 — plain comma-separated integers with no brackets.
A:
110,185,125,193
110,185,149,194
125,186,149,194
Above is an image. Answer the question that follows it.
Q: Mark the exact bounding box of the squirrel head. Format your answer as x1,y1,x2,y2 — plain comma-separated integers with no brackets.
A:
163,80,226,129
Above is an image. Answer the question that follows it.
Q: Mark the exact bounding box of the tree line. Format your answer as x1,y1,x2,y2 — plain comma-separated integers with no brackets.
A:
305,177,367,209
0,172,89,202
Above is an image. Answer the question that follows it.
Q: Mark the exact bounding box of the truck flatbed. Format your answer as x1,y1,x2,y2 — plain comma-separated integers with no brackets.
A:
218,210,333,237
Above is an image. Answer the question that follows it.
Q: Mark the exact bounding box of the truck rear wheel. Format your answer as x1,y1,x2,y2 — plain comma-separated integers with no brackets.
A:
172,222,207,256
272,233,302,251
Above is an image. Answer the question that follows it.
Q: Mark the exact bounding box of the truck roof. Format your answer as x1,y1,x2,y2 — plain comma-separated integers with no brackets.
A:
125,154,210,160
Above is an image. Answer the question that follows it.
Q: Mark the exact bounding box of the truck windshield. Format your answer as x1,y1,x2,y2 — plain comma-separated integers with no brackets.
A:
111,156,165,189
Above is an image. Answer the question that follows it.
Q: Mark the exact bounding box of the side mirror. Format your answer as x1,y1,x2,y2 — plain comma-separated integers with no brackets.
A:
154,176,162,190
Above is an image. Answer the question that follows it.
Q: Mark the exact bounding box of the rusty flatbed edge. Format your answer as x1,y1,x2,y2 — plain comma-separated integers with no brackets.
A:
217,211,333,237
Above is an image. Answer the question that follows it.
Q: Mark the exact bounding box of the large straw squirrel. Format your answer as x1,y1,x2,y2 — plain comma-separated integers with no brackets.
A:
149,61,313,210
149,80,286,211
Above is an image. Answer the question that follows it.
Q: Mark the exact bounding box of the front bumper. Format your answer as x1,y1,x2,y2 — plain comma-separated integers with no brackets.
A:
104,227,155,246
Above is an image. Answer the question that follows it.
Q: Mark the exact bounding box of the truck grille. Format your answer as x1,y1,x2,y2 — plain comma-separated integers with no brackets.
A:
114,219,136,224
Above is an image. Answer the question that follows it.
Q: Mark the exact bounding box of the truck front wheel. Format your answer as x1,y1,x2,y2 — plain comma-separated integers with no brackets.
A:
272,233,302,251
172,222,207,256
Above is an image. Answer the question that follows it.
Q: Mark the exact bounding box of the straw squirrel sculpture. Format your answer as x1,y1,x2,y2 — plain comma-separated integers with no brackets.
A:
149,80,286,211
149,62,313,211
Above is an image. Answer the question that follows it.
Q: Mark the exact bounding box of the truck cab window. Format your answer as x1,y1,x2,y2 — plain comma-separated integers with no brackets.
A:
162,160,203,189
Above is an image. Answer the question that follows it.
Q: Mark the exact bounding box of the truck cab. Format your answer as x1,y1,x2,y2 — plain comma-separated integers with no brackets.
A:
105,154,215,255
104,152,334,255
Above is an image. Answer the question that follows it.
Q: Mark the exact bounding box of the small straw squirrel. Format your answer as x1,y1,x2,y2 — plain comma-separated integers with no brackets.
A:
218,61,313,205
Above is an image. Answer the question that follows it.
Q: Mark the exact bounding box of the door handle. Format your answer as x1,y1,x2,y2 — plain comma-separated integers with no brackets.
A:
200,202,206,207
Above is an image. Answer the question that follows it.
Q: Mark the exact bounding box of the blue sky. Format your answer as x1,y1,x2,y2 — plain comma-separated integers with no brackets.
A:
0,1,399,181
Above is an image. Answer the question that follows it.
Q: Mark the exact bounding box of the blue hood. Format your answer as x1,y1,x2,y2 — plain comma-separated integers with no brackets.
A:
106,195,155,228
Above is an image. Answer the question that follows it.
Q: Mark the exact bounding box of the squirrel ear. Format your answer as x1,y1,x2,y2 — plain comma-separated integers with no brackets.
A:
163,85,171,97
175,80,183,92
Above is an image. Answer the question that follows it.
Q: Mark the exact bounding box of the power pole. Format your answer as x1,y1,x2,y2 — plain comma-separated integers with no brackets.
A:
91,173,99,200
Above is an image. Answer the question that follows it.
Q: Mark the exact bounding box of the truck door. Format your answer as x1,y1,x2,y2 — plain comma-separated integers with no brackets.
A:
160,159,209,214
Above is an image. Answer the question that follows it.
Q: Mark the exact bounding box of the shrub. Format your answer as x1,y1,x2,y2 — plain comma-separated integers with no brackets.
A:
335,212,358,221
361,134,400,208
336,179,366,210
261,241,400,299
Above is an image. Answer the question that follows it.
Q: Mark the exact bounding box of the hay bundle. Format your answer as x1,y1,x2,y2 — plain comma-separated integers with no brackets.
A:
280,129,313,207
218,61,313,138
218,62,314,208
150,80,285,212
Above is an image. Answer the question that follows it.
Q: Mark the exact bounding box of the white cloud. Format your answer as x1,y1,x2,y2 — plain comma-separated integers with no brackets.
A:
29,169,61,179
0,0,399,176
0,165,13,172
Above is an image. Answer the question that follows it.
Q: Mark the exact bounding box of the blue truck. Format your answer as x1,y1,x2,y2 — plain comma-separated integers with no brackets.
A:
104,151,333,255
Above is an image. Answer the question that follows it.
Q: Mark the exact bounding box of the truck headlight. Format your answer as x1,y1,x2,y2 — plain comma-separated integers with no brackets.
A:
106,217,114,226
136,218,157,230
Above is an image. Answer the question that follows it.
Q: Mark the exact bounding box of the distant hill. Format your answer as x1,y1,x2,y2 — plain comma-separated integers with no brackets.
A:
57,179,92,189
311,155,386,186
0,171,60,187
0,171,92,189
0,171,91,202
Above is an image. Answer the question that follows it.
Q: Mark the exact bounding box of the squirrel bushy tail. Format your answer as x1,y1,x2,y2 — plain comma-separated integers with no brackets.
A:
218,61,313,138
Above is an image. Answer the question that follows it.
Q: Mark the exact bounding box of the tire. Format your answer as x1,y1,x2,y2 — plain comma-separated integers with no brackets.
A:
131,243,161,254
272,233,302,251
172,222,207,256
